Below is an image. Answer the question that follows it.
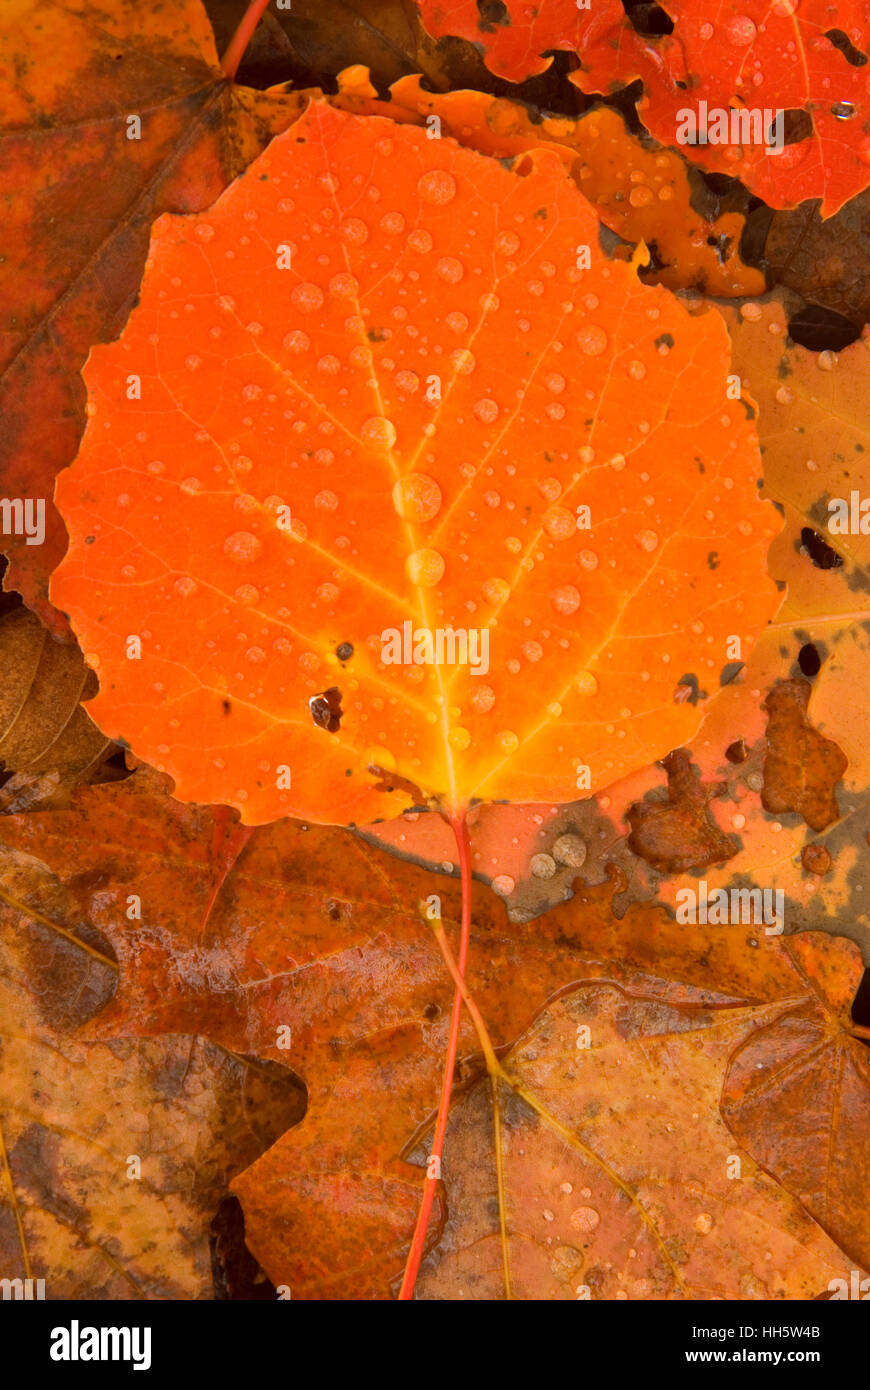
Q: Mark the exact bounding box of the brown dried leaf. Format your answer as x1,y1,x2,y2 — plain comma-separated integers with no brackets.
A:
762,679,848,832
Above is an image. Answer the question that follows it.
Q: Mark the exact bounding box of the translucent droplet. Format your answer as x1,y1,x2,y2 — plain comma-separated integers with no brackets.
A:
362,416,397,449
474,398,499,423
180,477,200,495
174,576,198,598
417,170,457,204
831,101,855,119
329,272,358,298
543,506,575,540
340,218,369,245
636,530,659,552
576,325,608,356
569,1206,600,1232
550,585,581,615
449,727,470,750
234,584,259,604
291,283,324,313
223,531,263,563
436,256,464,284
483,577,510,605
495,230,520,256
492,873,516,897
470,684,495,713
497,731,519,753
284,330,310,354
406,548,445,586
407,229,433,253
694,1213,714,1235
553,833,586,868
446,311,469,333
726,14,757,44
392,473,442,522
530,853,556,879
522,640,543,663
380,211,405,234
575,671,598,696
578,549,598,571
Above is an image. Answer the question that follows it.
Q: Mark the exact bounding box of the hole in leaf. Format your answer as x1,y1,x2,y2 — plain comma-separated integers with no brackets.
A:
797,642,821,677
477,0,510,29
788,304,861,352
800,527,844,570
780,108,814,146
210,1196,278,1300
622,0,674,35
824,28,869,67
851,968,870,1034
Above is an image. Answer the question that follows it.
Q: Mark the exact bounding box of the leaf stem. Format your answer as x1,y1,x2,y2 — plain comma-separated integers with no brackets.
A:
397,810,472,1300
220,0,272,81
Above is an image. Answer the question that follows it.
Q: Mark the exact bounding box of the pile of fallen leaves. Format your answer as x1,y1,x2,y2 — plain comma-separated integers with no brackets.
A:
1,0,869,1301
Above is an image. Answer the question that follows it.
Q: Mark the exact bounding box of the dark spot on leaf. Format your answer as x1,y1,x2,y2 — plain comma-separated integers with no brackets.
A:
800,526,843,570
336,641,353,662
797,642,821,677
788,304,860,352
309,687,342,733
725,739,748,764
654,332,674,351
477,0,509,31
824,28,868,66
222,699,231,715
707,550,720,570
719,661,744,687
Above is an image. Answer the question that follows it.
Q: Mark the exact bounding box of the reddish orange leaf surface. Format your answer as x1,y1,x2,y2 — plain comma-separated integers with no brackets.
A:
417,0,870,216
328,67,764,298
53,102,779,827
416,0,623,82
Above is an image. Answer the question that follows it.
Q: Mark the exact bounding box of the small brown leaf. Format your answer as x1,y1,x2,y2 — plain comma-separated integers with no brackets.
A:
625,748,737,874
762,679,847,832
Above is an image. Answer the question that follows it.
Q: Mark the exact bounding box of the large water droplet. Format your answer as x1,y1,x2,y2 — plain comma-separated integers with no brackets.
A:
576,325,608,356
417,169,457,204
543,506,576,540
569,1206,600,1232
436,256,464,284
291,283,324,313
223,531,263,563
362,416,397,449
551,585,581,615
406,548,445,586
483,577,510,605
470,684,495,713
726,13,757,43
392,473,442,522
